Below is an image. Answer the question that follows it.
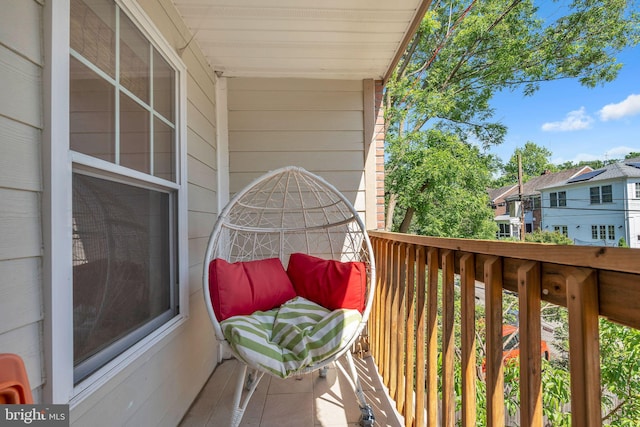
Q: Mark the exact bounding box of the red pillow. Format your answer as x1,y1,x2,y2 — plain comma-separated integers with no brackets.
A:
286,253,366,313
209,258,296,321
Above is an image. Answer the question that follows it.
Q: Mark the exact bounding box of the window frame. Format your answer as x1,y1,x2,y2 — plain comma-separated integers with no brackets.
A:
550,192,557,208
557,191,566,207
601,185,613,203
44,0,188,403
590,186,600,204
635,182,640,199
553,225,568,237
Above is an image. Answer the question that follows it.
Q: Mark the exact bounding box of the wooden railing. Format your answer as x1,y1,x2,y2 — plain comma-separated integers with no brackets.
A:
367,230,640,427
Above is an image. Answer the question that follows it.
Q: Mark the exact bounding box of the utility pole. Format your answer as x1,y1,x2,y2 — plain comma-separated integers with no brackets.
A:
518,154,526,241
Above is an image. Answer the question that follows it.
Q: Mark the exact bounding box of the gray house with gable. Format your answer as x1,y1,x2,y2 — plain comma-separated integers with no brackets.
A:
539,161,640,248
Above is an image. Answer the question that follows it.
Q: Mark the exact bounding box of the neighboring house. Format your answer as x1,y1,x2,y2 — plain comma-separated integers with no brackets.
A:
540,161,640,248
488,185,518,238
0,0,428,424
489,167,592,239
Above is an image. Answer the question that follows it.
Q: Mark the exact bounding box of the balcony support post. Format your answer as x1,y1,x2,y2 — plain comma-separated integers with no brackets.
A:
485,256,505,427
442,250,456,426
518,261,543,427
426,247,439,427
460,253,477,427
567,268,601,427
404,245,416,426
415,246,427,427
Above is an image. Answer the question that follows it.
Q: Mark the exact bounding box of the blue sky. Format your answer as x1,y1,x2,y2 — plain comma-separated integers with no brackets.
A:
487,34,640,165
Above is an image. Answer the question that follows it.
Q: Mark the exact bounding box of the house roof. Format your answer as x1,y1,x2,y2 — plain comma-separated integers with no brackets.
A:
504,166,593,200
488,185,517,202
172,0,432,80
573,162,640,182
538,162,640,190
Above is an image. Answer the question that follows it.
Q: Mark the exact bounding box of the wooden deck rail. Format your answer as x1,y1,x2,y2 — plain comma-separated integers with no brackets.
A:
367,230,640,427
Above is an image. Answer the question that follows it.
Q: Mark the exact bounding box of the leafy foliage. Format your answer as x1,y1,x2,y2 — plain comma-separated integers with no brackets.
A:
385,0,640,234
386,131,497,238
493,142,556,187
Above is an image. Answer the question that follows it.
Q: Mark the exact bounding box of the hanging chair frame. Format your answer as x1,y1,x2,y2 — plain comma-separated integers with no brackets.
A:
202,166,376,427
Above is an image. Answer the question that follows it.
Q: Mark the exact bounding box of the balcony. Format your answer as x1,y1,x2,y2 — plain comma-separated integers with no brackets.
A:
367,230,640,427
182,230,639,426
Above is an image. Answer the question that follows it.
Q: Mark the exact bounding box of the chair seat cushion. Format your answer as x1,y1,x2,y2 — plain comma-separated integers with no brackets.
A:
220,297,362,378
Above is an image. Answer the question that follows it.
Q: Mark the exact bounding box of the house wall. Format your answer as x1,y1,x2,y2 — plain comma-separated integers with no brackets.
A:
541,181,626,245
0,0,46,402
1,0,220,424
625,179,640,247
227,77,371,225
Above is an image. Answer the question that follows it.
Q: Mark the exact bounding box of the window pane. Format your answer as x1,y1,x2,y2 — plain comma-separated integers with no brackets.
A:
599,225,606,239
72,174,174,373
550,193,557,208
70,0,116,78
590,187,600,204
559,191,566,207
608,225,615,240
601,185,613,203
70,56,115,161
153,49,175,122
120,93,150,174
120,12,150,103
591,225,598,239
154,118,175,182
635,183,640,199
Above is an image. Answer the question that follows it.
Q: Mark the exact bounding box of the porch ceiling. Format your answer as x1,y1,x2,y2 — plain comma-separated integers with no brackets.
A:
172,0,431,81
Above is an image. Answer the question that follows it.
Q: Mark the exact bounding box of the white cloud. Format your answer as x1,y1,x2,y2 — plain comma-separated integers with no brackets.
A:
605,145,640,158
599,94,640,121
541,107,593,132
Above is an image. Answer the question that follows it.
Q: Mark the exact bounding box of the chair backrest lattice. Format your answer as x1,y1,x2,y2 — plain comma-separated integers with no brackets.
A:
203,166,376,346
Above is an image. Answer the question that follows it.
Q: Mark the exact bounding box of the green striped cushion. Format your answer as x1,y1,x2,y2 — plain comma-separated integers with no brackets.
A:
220,296,362,378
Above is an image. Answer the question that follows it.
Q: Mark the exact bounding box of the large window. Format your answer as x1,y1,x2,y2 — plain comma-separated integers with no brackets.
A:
554,225,568,237
591,225,615,241
590,185,613,204
497,223,511,238
550,191,566,207
70,0,181,383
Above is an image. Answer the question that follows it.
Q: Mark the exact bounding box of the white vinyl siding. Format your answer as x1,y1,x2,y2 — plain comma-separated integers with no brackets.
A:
0,0,45,400
18,0,223,424
228,78,367,221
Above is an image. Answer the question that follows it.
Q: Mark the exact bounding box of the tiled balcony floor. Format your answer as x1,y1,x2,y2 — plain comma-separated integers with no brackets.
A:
179,355,403,427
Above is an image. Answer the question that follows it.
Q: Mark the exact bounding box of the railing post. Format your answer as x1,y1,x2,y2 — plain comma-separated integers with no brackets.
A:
389,242,401,398
396,243,407,411
518,261,543,427
383,239,393,381
442,250,455,426
404,245,416,426
485,256,504,427
415,246,427,427
567,268,601,427
460,253,476,427
426,247,439,427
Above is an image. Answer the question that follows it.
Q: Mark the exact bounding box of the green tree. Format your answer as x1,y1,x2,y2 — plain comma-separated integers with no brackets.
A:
625,151,640,160
386,131,497,238
494,142,556,187
385,0,640,234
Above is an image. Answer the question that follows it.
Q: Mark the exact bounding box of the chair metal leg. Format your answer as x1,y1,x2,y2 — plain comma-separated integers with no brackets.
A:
230,364,265,427
345,352,375,427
